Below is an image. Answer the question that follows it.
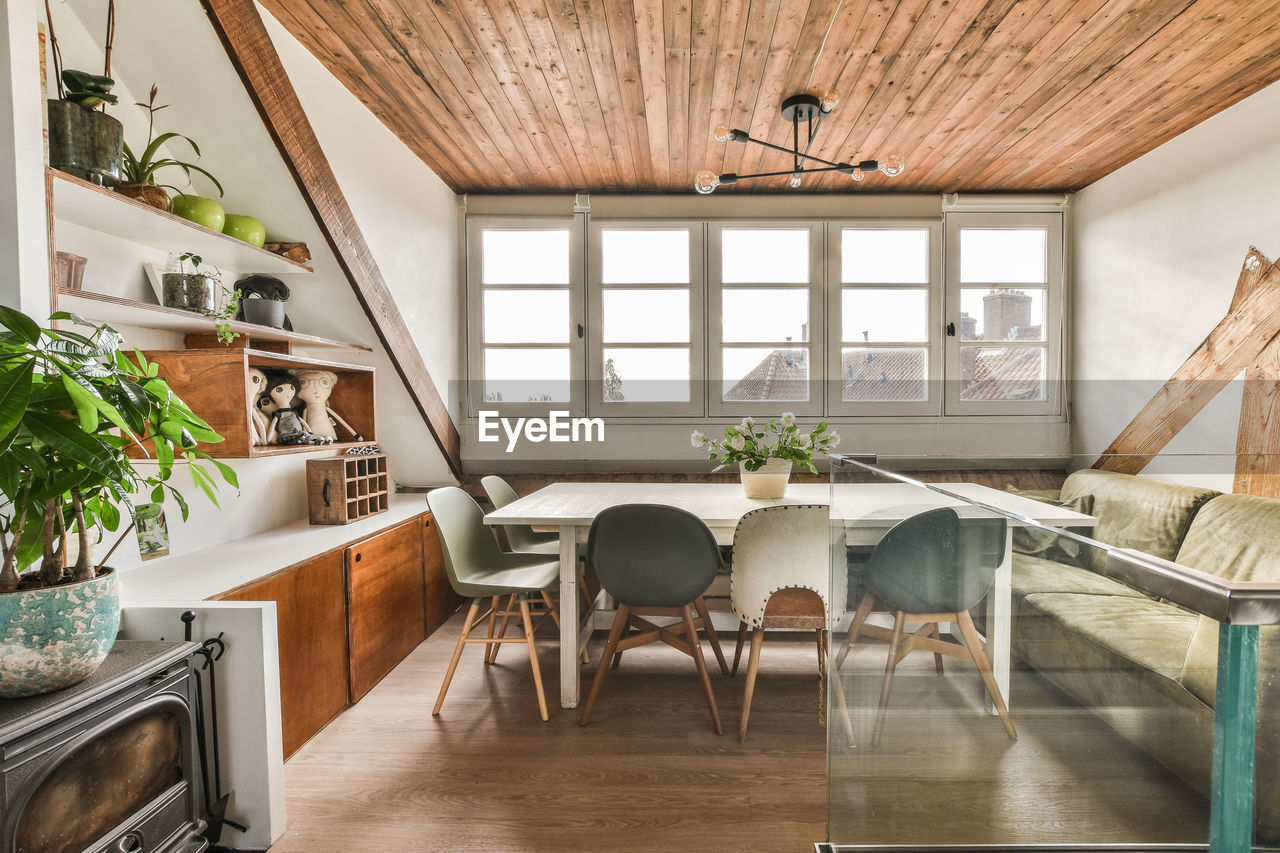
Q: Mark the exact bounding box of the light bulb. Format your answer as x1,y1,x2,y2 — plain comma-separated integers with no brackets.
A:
713,124,734,142
821,87,841,112
694,170,720,195
878,153,905,177
788,174,803,189
850,168,865,182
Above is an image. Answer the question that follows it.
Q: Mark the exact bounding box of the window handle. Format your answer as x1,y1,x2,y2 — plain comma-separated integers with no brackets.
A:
946,322,956,337
577,323,584,339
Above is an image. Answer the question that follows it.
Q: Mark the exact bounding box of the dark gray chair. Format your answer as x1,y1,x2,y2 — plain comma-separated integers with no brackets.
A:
842,507,1015,745
578,504,729,734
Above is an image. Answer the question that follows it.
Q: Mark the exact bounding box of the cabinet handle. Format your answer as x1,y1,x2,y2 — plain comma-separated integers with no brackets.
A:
423,519,431,529
322,478,332,507
354,552,362,563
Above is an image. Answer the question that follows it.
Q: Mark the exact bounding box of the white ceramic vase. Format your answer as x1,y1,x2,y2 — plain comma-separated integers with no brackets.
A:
740,458,792,499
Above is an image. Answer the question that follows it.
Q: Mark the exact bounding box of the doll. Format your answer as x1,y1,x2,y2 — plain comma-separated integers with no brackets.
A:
294,369,362,441
258,370,331,446
246,368,270,445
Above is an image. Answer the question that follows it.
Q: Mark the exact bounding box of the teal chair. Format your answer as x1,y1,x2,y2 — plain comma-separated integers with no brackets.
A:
481,475,558,555
843,507,1015,746
427,487,560,721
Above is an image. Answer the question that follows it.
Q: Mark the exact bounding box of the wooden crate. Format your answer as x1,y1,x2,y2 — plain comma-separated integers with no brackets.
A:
307,454,390,524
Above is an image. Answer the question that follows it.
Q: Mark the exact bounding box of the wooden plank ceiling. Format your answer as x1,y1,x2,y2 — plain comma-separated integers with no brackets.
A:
263,0,1280,194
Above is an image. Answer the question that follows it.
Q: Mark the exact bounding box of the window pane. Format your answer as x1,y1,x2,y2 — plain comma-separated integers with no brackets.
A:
601,230,689,283
603,289,689,343
601,348,689,402
842,229,929,283
722,347,809,401
483,348,570,402
960,229,1047,283
482,230,570,285
841,347,928,402
842,288,927,343
723,289,809,342
721,229,810,283
483,290,569,343
960,288,1045,341
959,345,1046,401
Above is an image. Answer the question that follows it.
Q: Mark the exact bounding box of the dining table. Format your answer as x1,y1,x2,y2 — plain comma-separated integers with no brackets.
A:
484,481,1097,709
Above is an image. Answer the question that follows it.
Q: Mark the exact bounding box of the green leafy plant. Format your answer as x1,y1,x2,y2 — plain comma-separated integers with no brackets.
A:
0,306,238,592
692,413,841,473
60,69,118,109
176,253,240,343
121,84,224,196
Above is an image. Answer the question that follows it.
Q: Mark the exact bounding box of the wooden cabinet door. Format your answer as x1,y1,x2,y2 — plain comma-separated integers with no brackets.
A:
222,551,349,759
347,518,426,701
422,512,461,636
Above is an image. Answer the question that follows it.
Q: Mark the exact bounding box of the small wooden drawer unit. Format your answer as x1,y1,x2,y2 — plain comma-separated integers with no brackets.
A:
307,454,389,524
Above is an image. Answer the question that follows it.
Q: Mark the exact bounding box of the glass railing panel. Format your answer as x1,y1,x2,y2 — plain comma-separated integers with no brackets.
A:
827,454,1280,851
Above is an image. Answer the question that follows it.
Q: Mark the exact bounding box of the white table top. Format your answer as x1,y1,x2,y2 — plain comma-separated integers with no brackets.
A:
484,481,1095,530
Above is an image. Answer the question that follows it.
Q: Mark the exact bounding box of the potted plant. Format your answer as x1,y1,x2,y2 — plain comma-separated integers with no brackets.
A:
692,413,841,499
117,84,224,213
235,274,290,329
162,252,221,313
44,0,123,187
0,305,237,697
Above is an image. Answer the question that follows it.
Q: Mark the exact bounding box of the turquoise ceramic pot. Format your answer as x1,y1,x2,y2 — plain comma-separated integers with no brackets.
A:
0,570,121,698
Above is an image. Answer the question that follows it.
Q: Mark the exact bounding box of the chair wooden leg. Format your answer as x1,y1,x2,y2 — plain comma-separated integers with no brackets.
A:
517,594,549,722
829,643,857,745
738,627,765,742
817,629,828,728
836,591,876,669
682,604,723,735
872,610,906,747
957,610,1016,740
487,594,519,665
732,622,748,677
580,604,630,726
434,599,480,716
929,623,945,674
694,596,729,675
541,589,561,628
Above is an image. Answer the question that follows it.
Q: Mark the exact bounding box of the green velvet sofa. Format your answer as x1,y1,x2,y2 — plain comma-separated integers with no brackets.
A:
1008,468,1280,839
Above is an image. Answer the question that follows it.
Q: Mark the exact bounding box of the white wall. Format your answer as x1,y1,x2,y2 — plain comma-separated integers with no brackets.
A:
1072,80,1280,491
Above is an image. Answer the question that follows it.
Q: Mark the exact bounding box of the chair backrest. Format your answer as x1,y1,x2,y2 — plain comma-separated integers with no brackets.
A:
587,504,722,608
864,507,1007,614
427,487,509,592
730,505,834,628
481,475,541,552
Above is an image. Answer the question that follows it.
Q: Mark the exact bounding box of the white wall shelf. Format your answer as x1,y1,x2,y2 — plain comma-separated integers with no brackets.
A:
49,168,313,276
57,289,371,352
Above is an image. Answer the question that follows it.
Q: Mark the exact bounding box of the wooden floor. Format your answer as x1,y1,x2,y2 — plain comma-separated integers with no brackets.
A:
269,612,1209,852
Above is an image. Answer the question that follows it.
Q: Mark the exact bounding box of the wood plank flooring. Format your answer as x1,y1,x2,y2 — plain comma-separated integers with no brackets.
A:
270,613,1209,851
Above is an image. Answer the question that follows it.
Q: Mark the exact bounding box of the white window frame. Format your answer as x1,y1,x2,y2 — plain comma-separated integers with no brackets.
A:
826,220,943,417
709,222,824,418
586,220,706,418
465,215,586,419
943,210,1064,417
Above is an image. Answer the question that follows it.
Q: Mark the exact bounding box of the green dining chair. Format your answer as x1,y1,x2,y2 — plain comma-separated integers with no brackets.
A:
427,487,560,721
481,475,559,555
843,506,1015,746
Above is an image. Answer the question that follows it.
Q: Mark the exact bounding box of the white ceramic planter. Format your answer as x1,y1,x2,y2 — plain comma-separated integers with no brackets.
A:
740,458,792,499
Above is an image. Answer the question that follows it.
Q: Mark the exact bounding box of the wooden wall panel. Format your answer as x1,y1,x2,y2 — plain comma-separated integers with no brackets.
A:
256,0,1280,194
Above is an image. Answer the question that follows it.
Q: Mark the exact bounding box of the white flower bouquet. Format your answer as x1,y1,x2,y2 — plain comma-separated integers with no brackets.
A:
692,412,841,473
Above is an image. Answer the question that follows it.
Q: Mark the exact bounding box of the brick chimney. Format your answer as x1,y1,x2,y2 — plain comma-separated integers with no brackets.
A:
983,290,1032,341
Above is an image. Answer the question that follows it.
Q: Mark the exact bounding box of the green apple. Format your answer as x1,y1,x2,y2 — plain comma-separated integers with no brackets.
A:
222,214,266,248
170,194,225,232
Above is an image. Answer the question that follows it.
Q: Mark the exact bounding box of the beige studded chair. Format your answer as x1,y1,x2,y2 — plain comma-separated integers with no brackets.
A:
730,504,846,742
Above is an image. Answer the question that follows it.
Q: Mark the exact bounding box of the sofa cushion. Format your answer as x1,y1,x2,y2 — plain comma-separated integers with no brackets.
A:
1174,494,1280,705
1005,486,1095,567
1012,553,1147,602
1059,469,1219,569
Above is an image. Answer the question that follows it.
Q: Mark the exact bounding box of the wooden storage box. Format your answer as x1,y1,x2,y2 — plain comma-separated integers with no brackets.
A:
307,454,389,524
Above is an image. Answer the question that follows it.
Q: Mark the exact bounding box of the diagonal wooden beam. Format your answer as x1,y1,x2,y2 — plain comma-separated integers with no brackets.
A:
1232,248,1280,497
1095,249,1280,475
201,0,461,479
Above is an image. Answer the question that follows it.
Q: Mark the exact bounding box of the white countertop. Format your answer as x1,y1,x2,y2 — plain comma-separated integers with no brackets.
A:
119,493,428,602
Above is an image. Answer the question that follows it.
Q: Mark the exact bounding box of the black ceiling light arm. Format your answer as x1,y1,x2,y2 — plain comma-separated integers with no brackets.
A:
695,89,904,194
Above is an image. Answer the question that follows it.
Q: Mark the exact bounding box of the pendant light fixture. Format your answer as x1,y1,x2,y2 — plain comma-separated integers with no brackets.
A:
694,87,904,194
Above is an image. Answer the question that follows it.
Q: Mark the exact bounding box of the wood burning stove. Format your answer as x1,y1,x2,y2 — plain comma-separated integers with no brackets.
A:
0,641,207,853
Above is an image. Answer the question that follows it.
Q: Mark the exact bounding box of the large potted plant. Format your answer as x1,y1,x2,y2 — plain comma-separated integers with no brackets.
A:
118,84,224,213
44,1,122,187
0,306,237,697
693,413,841,499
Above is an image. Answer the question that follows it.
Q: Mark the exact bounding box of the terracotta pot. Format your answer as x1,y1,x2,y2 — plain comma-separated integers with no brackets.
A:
0,569,120,698
115,182,171,211
740,458,792,499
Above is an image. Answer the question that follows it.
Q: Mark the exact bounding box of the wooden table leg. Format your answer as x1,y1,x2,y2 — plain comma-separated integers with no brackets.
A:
559,525,581,709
